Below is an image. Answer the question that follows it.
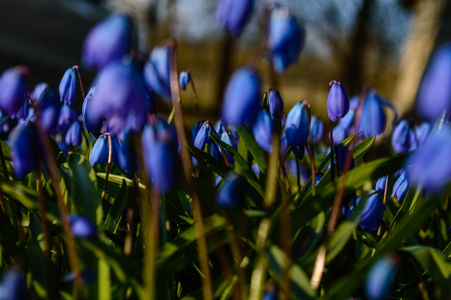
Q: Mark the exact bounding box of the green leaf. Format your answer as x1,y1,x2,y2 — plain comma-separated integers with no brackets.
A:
187,143,230,178
67,153,102,227
268,244,316,299
104,179,128,234
236,127,267,175
401,246,451,288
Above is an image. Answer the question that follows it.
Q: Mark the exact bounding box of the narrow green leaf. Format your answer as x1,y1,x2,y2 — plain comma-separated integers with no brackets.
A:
236,127,267,174
104,179,128,234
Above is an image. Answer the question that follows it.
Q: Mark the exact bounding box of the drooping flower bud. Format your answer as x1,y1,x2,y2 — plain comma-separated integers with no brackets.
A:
0,267,28,300
30,82,49,105
375,176,388,192
38,88,62,135
359,90,397,138
334,145,354,173
65,122,82,147
179,70,191,90
90,134,119,166
194,122,212,150
68,214,97,239
332,125,346,145
391,171,409,201
416,44,451,121
267,5,304,73
59,68,78,105
359,191,385,232
215,0,254,36
217,171,245,207
413,122,431,148
285,101,309,159
142,124,177,193
268,89,284,119
406,127,451,193
221,67,261,126
91,59,150,136
12,97,29,121
391,120,411,154
82,87,104,134
143,46,171,100
211,130,236,164
9,123,39,179
365,255,398,300
0,66,28,115
82,13,132,69
58,104,78,135
310,116,324,143
327,81,349,122
253,110,274,153
192,120,204,142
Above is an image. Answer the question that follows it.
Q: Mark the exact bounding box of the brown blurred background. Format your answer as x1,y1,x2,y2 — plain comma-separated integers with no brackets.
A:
0,0,449,124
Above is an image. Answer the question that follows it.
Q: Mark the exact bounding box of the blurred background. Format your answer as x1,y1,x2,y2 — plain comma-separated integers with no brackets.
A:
0,0,449,123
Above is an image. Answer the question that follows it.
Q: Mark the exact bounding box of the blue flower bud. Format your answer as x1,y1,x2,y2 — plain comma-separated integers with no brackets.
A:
342,194,358,217
179,70,191,90
82,87,104,134
92,59,150,136
221,67,261,126
310,116,324,143
268,5,304,73
285,101,309,159
327,81,349,122
392,120,411,154
268,89,284,119
0,267,28,300
416,44,451,121
143,46,171,100
413,122,431,148
0,112,10,135
192,120,204,142
58,104,78,135
406,127,451,193
279,132,288,157
349,95,360,110
31,82,49,105
90,135,108,166
217,171,245,207
332,125,346,145
38,88,62,135
12,97,29,120
9,123,38,179
359,90,397,138
253,110,274,153
194,122,212,150
252,162,260,178
0,66,28,115
375,176,387,192
359,191,385,232
334,145,354,173
215,0,254,36
262,291,278,300
68,214,97,239
142,124,177,192
338,109,355,133
59,68,77,105
82,13,132,69
65,122,82,147
115,133,138,176
391,171,409,201
211,131,236,164
365,256,397,300
57,139,68,158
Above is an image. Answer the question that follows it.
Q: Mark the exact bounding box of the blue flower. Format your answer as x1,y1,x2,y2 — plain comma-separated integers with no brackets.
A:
375,176,388,192
68,214,97,239
91,59,150,136
365,256,397,300
268,89,284,119
310,116,324,143
217,171,245,207
179,70,191,90
413,122,431,148
143,46,171,100
416,44,451,121
406,127,451,193
334,145,354,173
285,101,309,159
268,5,304,73
59,68,77,105
391,120,411,154
115,133,139,176
215,0,254,36
211,130,236,164
221,67,261,126
38,88,62,135
57,104,78,135
30,82,49,105
253,110,274,152
82,13,132,69
332,125,347,145
359,90,397,138
391,171,409,201
65,122,82,147
0,66,28,115
192,120,204,142
82,87,104,134
142,124,177,193
91,135,111,166
359,191,385,232
327,81,349,122
194,122,212,150
0,267,28,300
10,125,42,178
